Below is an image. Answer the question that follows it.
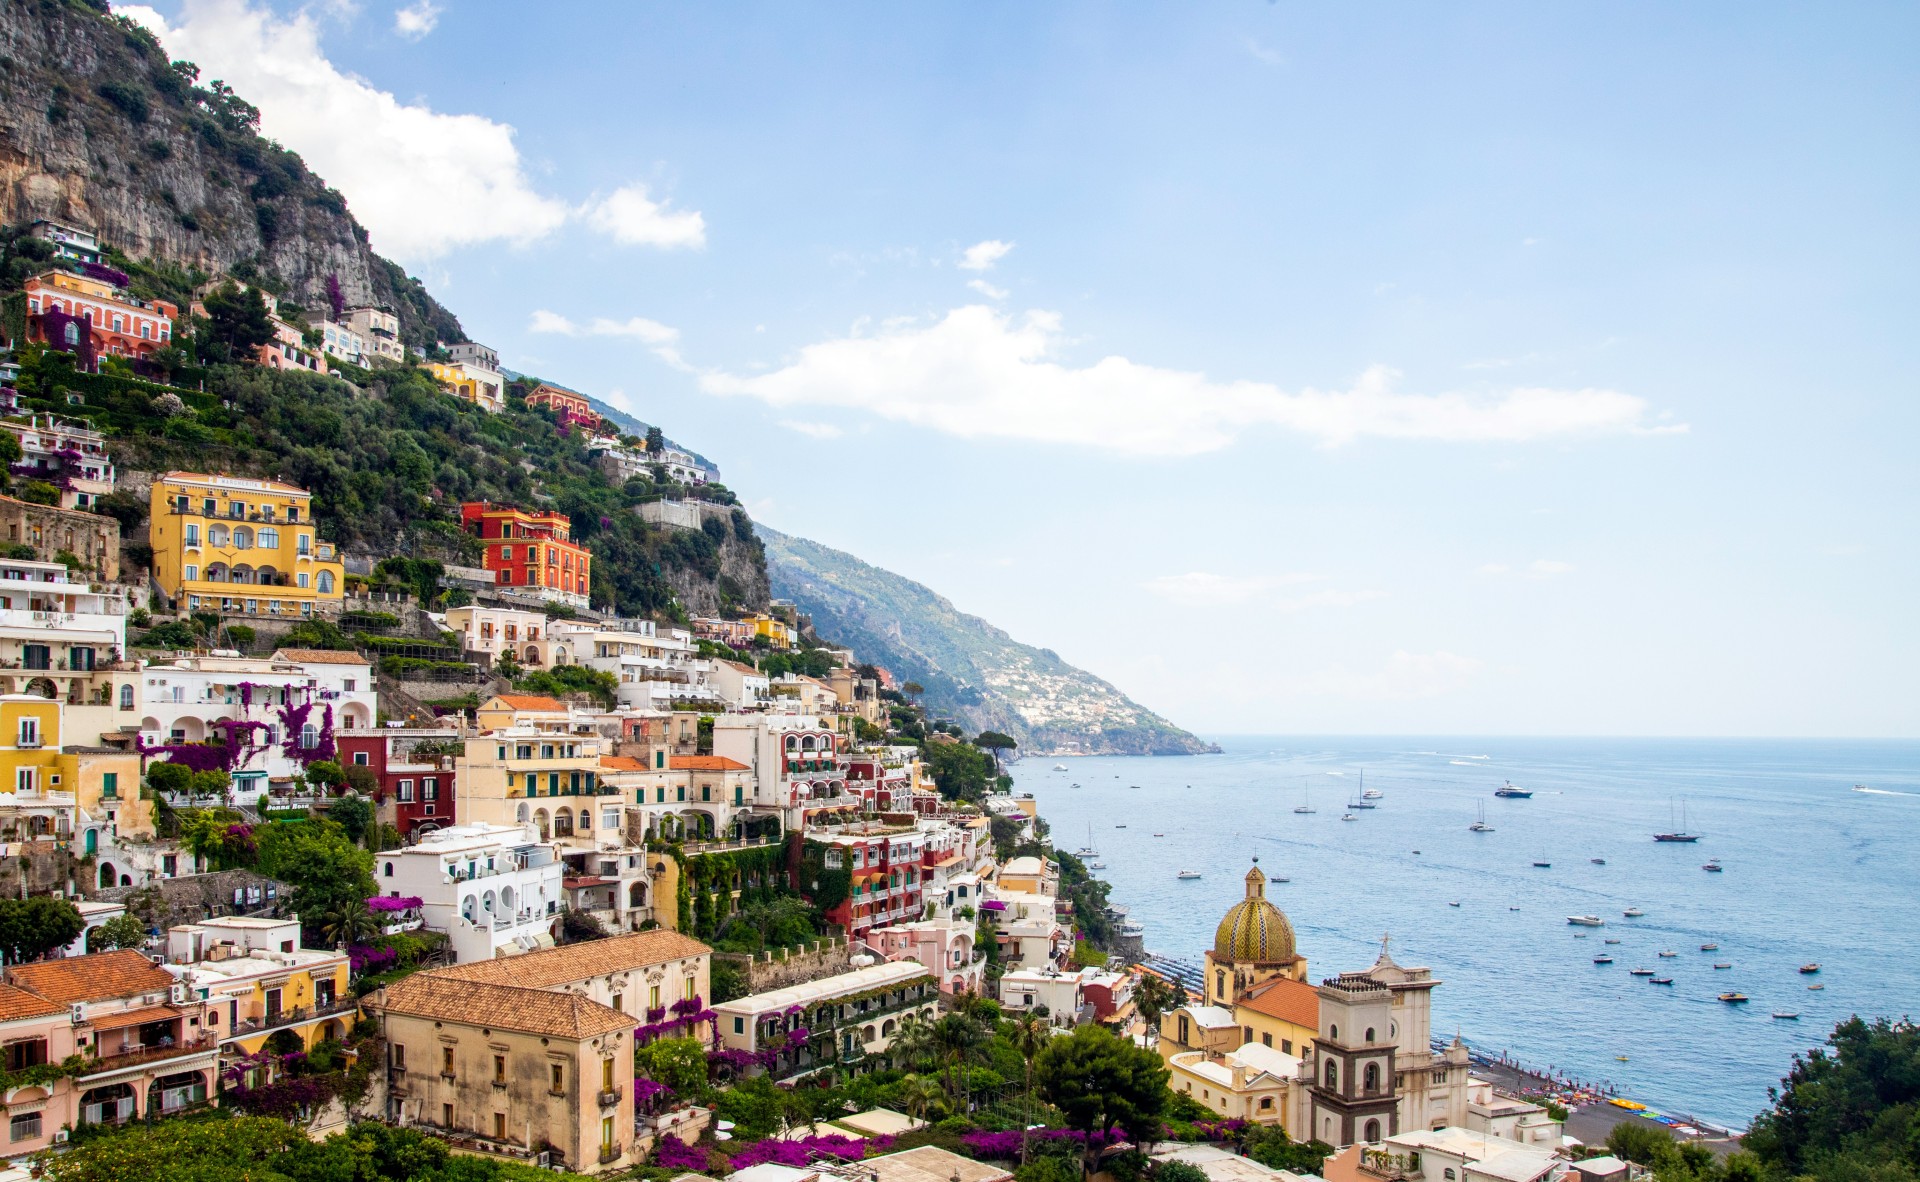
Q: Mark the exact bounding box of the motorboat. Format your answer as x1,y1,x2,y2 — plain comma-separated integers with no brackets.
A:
1448,901,1461,907
1593,955,1614,965
1701,943,1719,951
1152,832,1165,837
1176,870,1202,880
1718,992,1750,1004
1363,788,1383,800
1088,862,1106,870
1592,858,1607,865
1567,915,1606,927
1658,950,1678,958
1115,824,1128,828
1495,781,1533,798
1604,938,1621,945
1624,907,1645,918
1808,983,1825,991
1341,813,1358,822
1651,977,1673,985
1703,860,1723,872
1272,876,1290,883
1773,1012,1800,1020
1573,933,1588,939
1655,798,1703,842
1630,967,1655,976
1714,962,1733,970
1799,964,1821,974
1053,764,1069,771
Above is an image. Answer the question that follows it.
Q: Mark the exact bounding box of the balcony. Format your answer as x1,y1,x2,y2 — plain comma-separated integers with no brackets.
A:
224,995,359,1041
80,1034,220,1076
599,1143,622,1165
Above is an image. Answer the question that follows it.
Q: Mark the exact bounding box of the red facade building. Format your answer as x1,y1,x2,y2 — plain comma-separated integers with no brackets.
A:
459,501,593,608
337,729,460,837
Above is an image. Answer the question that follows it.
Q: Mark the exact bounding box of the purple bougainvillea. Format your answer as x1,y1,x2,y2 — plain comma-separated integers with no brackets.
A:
653,1138,714,1172
278,700,336,767
80,262,131,288
365,896,423,913
324,272,345,319
961,1129,1123,1161
729,1133,885,1169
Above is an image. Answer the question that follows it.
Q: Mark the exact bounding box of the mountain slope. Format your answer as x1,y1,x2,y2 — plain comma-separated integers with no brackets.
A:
0,2,460,346
760,527,1213,757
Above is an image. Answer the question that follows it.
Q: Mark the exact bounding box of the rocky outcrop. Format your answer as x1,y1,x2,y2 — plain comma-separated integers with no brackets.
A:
0,2,460,344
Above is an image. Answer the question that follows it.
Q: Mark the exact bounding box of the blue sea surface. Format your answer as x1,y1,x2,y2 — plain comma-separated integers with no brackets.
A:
1009,736,1920,1131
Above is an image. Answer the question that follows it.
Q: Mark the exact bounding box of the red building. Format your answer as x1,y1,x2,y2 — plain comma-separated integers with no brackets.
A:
338,729,460,838
459,501,593,608
24,271,176,370
524,382,600,430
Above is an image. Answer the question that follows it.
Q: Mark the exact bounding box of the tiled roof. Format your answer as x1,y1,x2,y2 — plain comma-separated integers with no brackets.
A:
378,975,629,1040
423,930,711,990
670,755,749,771
599,756,648,771
1240,976,1319,1029
275,649,372,665
0,982,65,1023
6,950,174,1003
492,694,567,711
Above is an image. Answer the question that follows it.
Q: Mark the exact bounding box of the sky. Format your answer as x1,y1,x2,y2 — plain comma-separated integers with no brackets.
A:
123,1,1920,737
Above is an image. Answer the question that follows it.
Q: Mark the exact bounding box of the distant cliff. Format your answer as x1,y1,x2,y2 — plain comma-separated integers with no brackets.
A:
760,527,1214,757
0,1,460,346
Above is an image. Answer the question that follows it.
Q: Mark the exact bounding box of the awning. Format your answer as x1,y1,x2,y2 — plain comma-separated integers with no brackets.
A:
88,1005,180,1031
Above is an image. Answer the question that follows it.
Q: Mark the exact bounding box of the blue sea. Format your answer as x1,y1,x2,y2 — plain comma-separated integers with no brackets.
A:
1009,736,1920,1132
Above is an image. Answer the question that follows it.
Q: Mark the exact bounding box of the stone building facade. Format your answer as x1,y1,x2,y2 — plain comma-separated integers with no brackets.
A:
0,494,119,579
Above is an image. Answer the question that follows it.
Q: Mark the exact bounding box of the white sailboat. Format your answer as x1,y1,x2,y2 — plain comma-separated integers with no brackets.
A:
1469,802,1494,833
1074,822,1099,859
1293,776,1316,814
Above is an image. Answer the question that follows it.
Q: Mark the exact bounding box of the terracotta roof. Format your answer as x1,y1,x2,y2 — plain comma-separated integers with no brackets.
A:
669,755,749,771
0,982,65,1023
87,1004,180,1031
423,930,712,991
378,975,630,1040
6,950,174,1004
1239,976,1319,1029
491,694,567,712
599,756,648,771
275,649,371,665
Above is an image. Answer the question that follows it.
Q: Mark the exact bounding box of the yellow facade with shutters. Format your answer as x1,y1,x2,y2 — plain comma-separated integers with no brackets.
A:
148,472,345,616
0,695,147,845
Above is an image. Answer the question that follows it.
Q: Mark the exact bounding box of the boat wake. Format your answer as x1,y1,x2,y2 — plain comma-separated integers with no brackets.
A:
1852,785,1918,797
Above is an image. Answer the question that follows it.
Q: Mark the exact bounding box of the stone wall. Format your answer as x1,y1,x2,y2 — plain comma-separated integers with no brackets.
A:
714,936,854,996
95,868,291,930
0,493,119,578
0,843,80,900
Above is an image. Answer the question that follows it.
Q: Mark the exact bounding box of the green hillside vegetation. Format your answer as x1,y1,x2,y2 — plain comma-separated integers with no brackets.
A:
760,527,1211,756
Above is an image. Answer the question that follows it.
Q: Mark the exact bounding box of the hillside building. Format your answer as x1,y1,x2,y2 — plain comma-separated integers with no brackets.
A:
23,270,176,369
0,414,114,508
460,502,592,608
147,472,346,617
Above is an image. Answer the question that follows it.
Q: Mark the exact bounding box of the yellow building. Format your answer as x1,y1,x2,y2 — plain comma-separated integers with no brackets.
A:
164,917,355,1059
427,361,505,413
457,727,613,839
0,695,149,856
148,472,345,617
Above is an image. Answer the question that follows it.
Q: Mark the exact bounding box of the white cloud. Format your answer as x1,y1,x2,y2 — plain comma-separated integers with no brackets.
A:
967,279,1009,300
702,305,1687,455
121,0,703,262
1480,559,1575,579
584,183,707,250
958,240,1014,271
528,309,686,369
1141,571,1320,607
781,420,844,440
1244,38,1287,66
1277,651,1484,701
392,0,440,39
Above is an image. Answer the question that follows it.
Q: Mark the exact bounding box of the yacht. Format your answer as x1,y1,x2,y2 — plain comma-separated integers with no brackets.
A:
1176,869,1202,880
1294,778,1317,815
1075,823,1099,859
1567,915,1606,927
1349,770,1378,807
1495,781,1533,798
1469,802,1494,833
1363,787,1384,800
1532,857,1552,868
1655,799,1703,842
1624,907,1645,918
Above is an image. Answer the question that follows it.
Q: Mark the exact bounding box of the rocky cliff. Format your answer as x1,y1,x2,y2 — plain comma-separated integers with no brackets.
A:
0,0,459,345
760,527,1215,757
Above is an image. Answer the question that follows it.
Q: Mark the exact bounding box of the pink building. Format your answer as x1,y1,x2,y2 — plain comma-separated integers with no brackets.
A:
0,951,219,1155
868,916,985,997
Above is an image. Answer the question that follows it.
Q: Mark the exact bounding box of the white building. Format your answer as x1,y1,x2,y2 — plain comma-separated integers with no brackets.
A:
997,966,1084,1026
1464,1078,1566,1147
711,713,850,832
445,603,550,666
0,557,134,721
706,660,771,710
1335,1127,1567,1182
0,414,114,508
375,822,564,962
306,318,368,367
136,651,375,794
445,342,505,413
712,960,937,1075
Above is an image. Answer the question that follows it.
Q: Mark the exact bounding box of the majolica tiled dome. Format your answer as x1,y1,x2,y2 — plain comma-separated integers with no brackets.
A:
1213,860,1297,963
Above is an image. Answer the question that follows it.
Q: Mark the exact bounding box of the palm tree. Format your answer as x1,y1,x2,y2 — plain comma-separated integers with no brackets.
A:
899,1074,945,1125
1008,1013,1050,1164
321,898,381,949
928,1011,989,1112
1134,972,1181,1046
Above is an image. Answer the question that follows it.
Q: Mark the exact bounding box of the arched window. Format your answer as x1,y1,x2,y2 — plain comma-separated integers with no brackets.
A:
1330,1025,1339,1041
516,803,529,823
300,723,318,749
1216,970,1227,999
579,809,591,830
1445,1171,1456,1180
209,525,230,547
1364,1062,1380,1092
384,862,394,877
1325,1061,1338,1088
118,684,134,709
317,571,334,594
1365,1027,1376,1043
234,526,253,550
1364,1119,1381,1143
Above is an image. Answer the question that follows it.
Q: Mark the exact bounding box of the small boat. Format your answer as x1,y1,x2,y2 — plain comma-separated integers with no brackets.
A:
1508,906,1521,911
1808,983,1825,991
1532,858,1552,868
1573,933,1588,939
1624,907,1644,918
1655,799,1703,842
1567,915,1606,927
1176,870,1202,880
1658,950,1678,958
1701,943,1719,951
1719,992,1749,1004
1604,938,1621,945
1799,964,1821,974
1592,858,1607,865
1341,813,1357,822
1593,955,1614,965
1615,1055,1630,1062
1363,788,1383,800
1074,848,1098,857
1115,824,1128,829
1088,862,1106,870
1714,962,1732,970
1651,977,1673,985
1448,901,1461,907
1703,860,1723,872
1629,967,1655,977
1773,1012,1800,1020
1495,781,1533,798
1152,832,1165,837
1069,783,1081,789
1293,806,1315,815
1272,876,1289,883
1053,764,1069,772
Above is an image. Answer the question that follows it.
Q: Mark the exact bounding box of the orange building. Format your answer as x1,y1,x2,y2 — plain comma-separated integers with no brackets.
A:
460,502,593,608
524,382,600,430
24,271,177,370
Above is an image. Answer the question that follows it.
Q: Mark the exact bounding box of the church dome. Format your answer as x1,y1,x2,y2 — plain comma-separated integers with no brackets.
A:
1213,860,1298,963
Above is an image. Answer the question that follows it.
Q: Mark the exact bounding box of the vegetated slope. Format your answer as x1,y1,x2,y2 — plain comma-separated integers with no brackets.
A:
759,527,1213,757
0,0,459,347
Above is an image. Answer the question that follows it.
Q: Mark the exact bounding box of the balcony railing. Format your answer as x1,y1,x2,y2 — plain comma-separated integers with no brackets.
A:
81,1035,220,1075
225,995,359,1040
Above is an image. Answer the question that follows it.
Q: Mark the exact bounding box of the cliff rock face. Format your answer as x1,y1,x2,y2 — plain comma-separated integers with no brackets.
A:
0,1,459,343
760,526,1216,757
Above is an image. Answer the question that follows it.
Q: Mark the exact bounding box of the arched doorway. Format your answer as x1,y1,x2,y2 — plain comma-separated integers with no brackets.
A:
97,861,116,888
533,808,550,839
80,1082,136,1126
